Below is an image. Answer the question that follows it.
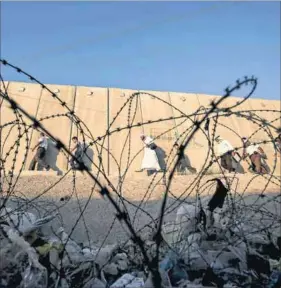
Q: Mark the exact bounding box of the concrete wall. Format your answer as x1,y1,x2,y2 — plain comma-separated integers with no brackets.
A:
1,81,280,176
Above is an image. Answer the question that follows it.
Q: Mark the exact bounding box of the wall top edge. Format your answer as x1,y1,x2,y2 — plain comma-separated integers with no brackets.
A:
5,80,279,103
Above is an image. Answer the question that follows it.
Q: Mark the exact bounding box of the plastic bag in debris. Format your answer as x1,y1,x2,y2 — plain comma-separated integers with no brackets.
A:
4,227,48,288
1,207,57,236
55,227,87,265
35,239,64,271
176,204,199,233
1,208,36,233
212,208,231,230
56,227,118,267
110,273,144,288
161,222,182,246
23,213,58,235
21,264,48,288
82,244,119,270
159,251,188,286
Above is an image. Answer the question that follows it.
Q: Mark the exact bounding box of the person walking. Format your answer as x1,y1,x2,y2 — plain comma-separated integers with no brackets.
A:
69,136,84,170
215,136,239,173
29,132,50,171
242,137,268,174
136,134,161,174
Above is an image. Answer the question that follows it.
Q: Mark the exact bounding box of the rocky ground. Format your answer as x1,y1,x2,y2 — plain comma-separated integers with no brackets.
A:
1,172,281,244
1,172,281,287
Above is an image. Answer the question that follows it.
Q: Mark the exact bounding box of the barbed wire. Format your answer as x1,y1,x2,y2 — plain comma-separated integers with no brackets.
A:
0,59,280,288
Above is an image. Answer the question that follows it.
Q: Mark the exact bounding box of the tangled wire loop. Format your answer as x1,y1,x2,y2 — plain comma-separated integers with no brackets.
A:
0,59,280,288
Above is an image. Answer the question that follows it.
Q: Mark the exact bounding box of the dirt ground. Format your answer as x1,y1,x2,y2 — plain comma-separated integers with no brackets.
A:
2,172,281,245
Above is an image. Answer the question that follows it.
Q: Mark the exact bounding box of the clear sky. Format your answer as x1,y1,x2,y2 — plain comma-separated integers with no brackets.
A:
1,1,280,100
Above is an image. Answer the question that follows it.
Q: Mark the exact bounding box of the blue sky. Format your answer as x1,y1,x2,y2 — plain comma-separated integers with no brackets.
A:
1,1,280,100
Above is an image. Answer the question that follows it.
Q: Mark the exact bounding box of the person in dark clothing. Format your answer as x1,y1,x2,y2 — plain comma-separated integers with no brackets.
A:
29,132,50,171
69,136,84,170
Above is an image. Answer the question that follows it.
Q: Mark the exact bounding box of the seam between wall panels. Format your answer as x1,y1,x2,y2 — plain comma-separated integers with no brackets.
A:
192,93,203,147
0,81,10,111
23,84,44,170
138,90,145,135
107,88,110,175
195,93,202,109
67,86,77,170
167,92,179,140
0,81,10,163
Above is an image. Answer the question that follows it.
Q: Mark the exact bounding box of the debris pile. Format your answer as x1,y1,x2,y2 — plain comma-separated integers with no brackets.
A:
0,180,280,287
161,179,281,287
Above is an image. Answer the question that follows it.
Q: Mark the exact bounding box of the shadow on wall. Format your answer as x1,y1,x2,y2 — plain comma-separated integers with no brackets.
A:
234,161,245,174
44,139,63,175
146,146,198,176
230,152,245,174
177,154,197,175
148,146,197,175
155,146,167,171
81,143,94,171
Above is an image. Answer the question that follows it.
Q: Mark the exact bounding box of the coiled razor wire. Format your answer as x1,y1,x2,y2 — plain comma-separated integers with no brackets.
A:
0,59,280,288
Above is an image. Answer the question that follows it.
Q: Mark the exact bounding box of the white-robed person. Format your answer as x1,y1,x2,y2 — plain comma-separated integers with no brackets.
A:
215,136,240,173
242,137,268,174
137,134,161,173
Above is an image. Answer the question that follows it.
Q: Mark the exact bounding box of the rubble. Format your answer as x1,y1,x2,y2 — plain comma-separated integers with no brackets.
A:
0,181,280,288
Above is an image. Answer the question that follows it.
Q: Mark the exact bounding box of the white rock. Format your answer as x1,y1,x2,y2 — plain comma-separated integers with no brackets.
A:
176,204,198,223
95,244,118,267
176,204,201,234
245,233,268,244
126,277,144,288
214,213,231,230
116,259,128,271
110,273,135,288
113,253,127,262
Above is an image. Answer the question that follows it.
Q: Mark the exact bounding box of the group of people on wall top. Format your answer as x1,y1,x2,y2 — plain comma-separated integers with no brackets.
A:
138,133,281,176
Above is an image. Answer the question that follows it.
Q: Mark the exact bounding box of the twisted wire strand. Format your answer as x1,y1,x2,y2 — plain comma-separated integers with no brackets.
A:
0,59,280,288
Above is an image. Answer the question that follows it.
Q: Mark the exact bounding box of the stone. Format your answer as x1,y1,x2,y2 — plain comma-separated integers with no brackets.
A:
103,263,118,275
110,273,136,288
116,260,128,271
94,244,118,267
